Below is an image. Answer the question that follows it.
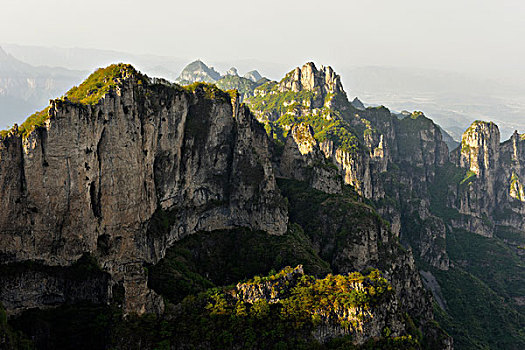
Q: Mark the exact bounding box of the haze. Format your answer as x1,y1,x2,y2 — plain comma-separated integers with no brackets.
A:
2,0,525,81
1,0,525,139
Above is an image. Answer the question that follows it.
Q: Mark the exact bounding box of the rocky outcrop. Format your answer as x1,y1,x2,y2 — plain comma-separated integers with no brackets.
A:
0,68,287,314
451,122,525,236
175,59,221,83
243,70,262,82
0,257,111,315
225,67,238,76
351,97,365,110
459,121,500,178
279,123,342,194
279,179,436,327
233,266,406,345
278,62,345,97
235,265,305,303
249,63,452,270
456,121,499,220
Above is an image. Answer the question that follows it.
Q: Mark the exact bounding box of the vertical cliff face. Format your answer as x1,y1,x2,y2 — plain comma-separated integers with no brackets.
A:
457,121,500,219
451,121,525,235
0,66,287,314
459,121,500,178
499,131,525,222
279,123,342,194
247,63,452,270
0,63,456,348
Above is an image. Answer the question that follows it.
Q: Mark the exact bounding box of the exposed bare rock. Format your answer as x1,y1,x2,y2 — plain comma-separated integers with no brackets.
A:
279,123,342,194
278,62,345,96
0,71,287,314
225,67,238,76
451,122,525,236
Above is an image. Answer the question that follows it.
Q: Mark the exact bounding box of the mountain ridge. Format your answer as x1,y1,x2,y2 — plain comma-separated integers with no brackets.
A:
0,61,523,349
0,62,453,349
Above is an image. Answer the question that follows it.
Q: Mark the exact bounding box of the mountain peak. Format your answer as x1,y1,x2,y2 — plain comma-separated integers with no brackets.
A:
243,70,262,82
176,60,221,83
278,62,345,95
351,97,365,110
66,63,143,105
460,120,500,177
226,67,238,76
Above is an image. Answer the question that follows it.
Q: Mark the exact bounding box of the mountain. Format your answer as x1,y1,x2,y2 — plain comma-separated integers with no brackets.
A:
245,62,525,349
0,63,453,349
0,46,86,129
175,59,222,84
5,43,525,142
225,67,239,76
1,61,524,349
351,97,366,110
244,69,263,82
176,60,269,102
0,43,189,75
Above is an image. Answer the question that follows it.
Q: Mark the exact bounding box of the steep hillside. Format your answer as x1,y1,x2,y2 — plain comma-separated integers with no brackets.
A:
246,62,524,349
0,64,450,349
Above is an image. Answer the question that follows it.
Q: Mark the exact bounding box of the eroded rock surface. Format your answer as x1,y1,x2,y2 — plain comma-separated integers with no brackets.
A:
0,72,287,314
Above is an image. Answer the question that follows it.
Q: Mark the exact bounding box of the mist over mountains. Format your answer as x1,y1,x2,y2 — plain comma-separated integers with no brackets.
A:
343,66,525,140
0,47,85,129
1,44,524,141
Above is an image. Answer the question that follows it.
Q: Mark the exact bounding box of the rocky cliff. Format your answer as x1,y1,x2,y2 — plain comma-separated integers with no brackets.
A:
0,63,457,349
247,63,451,270
0,64,287,315
231,266,407,345
449,121,525,236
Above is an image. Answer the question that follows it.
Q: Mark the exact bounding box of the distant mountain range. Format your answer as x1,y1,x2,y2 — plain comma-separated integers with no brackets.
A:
342,66,525,140
174,60,268,101
0,47,86,129
1,44,525,141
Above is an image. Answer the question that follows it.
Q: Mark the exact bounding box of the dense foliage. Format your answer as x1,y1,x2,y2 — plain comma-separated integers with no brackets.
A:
429,228,525,350
147,225,331,304
7,268,418,350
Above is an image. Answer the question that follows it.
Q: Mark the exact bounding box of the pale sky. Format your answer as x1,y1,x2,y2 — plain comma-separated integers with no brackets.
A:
2,0,525,82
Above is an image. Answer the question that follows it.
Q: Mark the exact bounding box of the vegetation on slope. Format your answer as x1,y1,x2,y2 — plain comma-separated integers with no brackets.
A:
0,303,32,349
215,75,257,96
8,268,418,350
432,265,525,350
246,78,363,154
276,179,391,271
425,162,525,349
65,64,143,104
0,106,51,138
0,64,143,139
427,227,525,350
147,226,331,304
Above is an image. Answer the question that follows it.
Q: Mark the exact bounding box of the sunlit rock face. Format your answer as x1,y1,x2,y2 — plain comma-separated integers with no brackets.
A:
0,71,287,314
450,122,525,236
